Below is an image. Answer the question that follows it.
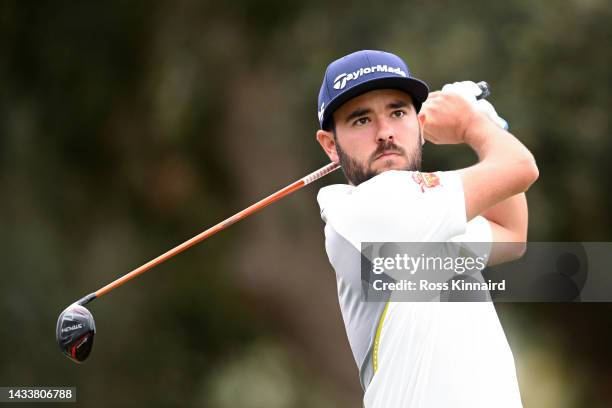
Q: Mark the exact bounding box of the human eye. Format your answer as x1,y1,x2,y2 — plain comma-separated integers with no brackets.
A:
391,110,406,118
352,117,370,126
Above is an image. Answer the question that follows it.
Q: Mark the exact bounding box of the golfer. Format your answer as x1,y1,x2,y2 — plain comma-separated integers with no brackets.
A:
315,50,538,407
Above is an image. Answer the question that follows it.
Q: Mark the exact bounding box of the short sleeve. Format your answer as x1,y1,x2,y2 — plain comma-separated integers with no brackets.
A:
317,170,467,249
317,184,354,223
451,216,492,242
449,215,493,263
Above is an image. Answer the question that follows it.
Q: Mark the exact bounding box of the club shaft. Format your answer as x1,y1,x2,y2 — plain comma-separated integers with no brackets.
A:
81,81,491,306
90,162,340,300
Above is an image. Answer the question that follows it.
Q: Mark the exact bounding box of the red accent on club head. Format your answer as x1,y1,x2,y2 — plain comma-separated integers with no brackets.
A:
70,334,90,360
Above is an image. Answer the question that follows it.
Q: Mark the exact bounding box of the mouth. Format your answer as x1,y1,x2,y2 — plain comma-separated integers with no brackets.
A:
376,151,401,160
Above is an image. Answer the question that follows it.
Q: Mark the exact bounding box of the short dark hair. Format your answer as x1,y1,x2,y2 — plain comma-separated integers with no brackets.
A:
324,117,336,134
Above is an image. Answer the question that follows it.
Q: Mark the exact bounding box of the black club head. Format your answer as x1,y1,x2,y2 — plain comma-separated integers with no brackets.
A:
56,304,96,363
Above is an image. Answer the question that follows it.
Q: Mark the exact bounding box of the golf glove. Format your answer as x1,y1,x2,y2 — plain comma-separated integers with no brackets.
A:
441,81,509,130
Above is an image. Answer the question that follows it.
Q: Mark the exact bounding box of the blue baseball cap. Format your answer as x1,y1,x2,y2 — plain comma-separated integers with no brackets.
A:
317,50,429,130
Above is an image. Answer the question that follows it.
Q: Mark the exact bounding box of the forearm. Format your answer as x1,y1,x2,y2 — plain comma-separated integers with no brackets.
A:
482,193,528,241
420,90,538,222
483,193,529,264
464,114,537,180
459,113,538,220
464,114,530,238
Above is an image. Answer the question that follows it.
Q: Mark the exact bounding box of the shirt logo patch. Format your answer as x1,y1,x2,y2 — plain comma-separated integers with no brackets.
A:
412,172,441,192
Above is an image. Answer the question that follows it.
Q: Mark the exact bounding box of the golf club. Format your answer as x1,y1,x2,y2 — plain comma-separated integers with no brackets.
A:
56,161,340,363
56,81,494,364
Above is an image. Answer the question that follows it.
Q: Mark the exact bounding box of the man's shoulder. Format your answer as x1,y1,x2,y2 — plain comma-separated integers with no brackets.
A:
317,170,462,210
317,183,353,207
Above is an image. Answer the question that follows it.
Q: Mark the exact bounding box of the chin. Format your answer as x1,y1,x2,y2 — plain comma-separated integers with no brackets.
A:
377,158,406,171
371,157,419,175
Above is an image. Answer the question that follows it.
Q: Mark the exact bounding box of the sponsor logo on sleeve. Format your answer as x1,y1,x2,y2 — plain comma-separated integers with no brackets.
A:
412,172,441,192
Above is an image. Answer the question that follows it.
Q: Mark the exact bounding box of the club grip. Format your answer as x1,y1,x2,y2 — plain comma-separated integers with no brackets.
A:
475,81,509,130
476,81,490,100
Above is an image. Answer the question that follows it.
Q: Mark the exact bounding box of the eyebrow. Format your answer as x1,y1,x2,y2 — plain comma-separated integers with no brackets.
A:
345,108,371,124
388,100,409,109
344,100,411,124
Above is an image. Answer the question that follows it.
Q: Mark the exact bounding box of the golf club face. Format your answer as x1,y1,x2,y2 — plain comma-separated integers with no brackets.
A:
56,304,96,363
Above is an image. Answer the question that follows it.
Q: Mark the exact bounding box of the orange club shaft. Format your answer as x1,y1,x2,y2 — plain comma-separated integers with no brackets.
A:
90,162,341,300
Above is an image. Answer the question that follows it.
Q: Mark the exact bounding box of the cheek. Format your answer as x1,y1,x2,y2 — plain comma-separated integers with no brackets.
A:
338,129,375,160
396,121,421,146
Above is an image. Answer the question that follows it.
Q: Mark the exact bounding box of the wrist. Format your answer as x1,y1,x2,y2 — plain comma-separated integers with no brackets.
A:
462,112,499,148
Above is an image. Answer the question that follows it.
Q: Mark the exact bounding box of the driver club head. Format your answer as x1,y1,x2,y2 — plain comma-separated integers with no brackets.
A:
56,303,96,363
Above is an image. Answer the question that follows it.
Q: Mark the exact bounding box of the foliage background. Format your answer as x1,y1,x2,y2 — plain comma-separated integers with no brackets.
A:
1,0,611,406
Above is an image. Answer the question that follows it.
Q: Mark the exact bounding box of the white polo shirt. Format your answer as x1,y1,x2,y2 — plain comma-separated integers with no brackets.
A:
318,170,522,408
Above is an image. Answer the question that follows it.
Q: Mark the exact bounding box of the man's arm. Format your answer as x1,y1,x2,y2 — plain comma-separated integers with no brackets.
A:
483,193,529,264
419,91,539,223
459,116,538,221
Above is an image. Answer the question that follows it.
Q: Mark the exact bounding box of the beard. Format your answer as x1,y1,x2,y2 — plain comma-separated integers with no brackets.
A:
335,131,422,186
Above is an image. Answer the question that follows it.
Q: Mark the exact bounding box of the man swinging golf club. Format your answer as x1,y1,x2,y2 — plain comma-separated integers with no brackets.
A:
315,50,538,407
55,48,536,408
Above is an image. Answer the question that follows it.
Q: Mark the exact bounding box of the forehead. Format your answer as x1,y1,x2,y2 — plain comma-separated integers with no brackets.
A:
334,89,414,120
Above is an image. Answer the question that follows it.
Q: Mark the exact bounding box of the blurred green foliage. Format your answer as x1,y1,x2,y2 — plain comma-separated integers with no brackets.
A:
1,0,611,406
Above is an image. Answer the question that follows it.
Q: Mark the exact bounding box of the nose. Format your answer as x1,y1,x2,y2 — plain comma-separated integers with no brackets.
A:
375,116,395,144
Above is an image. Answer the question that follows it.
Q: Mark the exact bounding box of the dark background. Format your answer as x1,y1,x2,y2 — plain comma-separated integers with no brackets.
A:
1,1,611,406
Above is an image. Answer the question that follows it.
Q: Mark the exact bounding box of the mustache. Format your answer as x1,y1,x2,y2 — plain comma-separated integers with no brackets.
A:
369,142,406,163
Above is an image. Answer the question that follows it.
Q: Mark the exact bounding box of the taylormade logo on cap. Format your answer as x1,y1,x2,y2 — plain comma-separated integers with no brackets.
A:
317,50,429,129
333,65,407,90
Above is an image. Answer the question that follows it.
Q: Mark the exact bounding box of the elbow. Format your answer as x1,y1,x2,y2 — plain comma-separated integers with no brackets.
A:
489,239,527,266
510,241,527,261
496,240,527,264
505,223,528,261
516,154,539,193
525,155,539,187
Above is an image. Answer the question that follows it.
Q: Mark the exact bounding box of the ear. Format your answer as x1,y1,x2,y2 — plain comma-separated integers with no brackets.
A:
417,111,426,128
316,129,339,163
417,112,426,145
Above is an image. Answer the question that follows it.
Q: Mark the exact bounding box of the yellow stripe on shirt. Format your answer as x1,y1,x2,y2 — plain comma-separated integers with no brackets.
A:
372,301,390,373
